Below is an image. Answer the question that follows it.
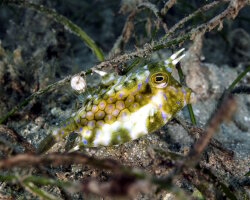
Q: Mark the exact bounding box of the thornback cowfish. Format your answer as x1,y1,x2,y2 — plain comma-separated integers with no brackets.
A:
53,49,196,148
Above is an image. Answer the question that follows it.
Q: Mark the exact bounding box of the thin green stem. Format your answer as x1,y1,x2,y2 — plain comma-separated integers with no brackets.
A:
0,174,63,200
0,173,74,199
23,181,58,200
176,63,197,126
227,66,250,92
153,32,191,51
0,174,18,182
187,104,196,125
0,173,72,188
2,0,104,61
122,58,141,74
245,171,250,177
23,176,71,188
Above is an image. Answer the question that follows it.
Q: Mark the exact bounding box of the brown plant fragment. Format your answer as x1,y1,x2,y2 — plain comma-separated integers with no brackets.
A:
182,33,209,99
0,125,35,154
82,175,150,198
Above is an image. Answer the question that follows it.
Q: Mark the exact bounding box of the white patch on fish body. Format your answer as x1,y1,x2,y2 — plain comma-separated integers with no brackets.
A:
123,104,155,139
151,91,164,107
91,103,157,146
93,129,111,146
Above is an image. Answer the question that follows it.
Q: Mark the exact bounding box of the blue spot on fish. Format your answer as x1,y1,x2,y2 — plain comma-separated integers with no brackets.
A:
177,101,180,106
161,112,167,122
86,130,91,136
166,67,172,73
82,139,87,145
181,88,186,94
162,93,167,101
61,131,64,135
145,76,149,84
137,83,142,91
79,127,82,132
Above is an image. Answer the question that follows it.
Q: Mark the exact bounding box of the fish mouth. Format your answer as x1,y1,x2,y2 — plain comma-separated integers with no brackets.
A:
155,82,168,88
189,92,197,104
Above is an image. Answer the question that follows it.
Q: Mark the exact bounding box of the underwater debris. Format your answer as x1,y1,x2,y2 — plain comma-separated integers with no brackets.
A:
71,75,86,93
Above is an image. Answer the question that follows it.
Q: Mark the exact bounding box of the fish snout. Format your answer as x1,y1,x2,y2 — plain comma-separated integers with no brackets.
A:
189,92,196,104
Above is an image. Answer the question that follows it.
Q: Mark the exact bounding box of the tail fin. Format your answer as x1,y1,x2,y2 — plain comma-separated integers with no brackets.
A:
37,117,78,153
37,132,56,154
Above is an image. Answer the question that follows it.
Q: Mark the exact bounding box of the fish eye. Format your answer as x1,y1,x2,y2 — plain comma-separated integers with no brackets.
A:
155,75,164,82
151,72,168,88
